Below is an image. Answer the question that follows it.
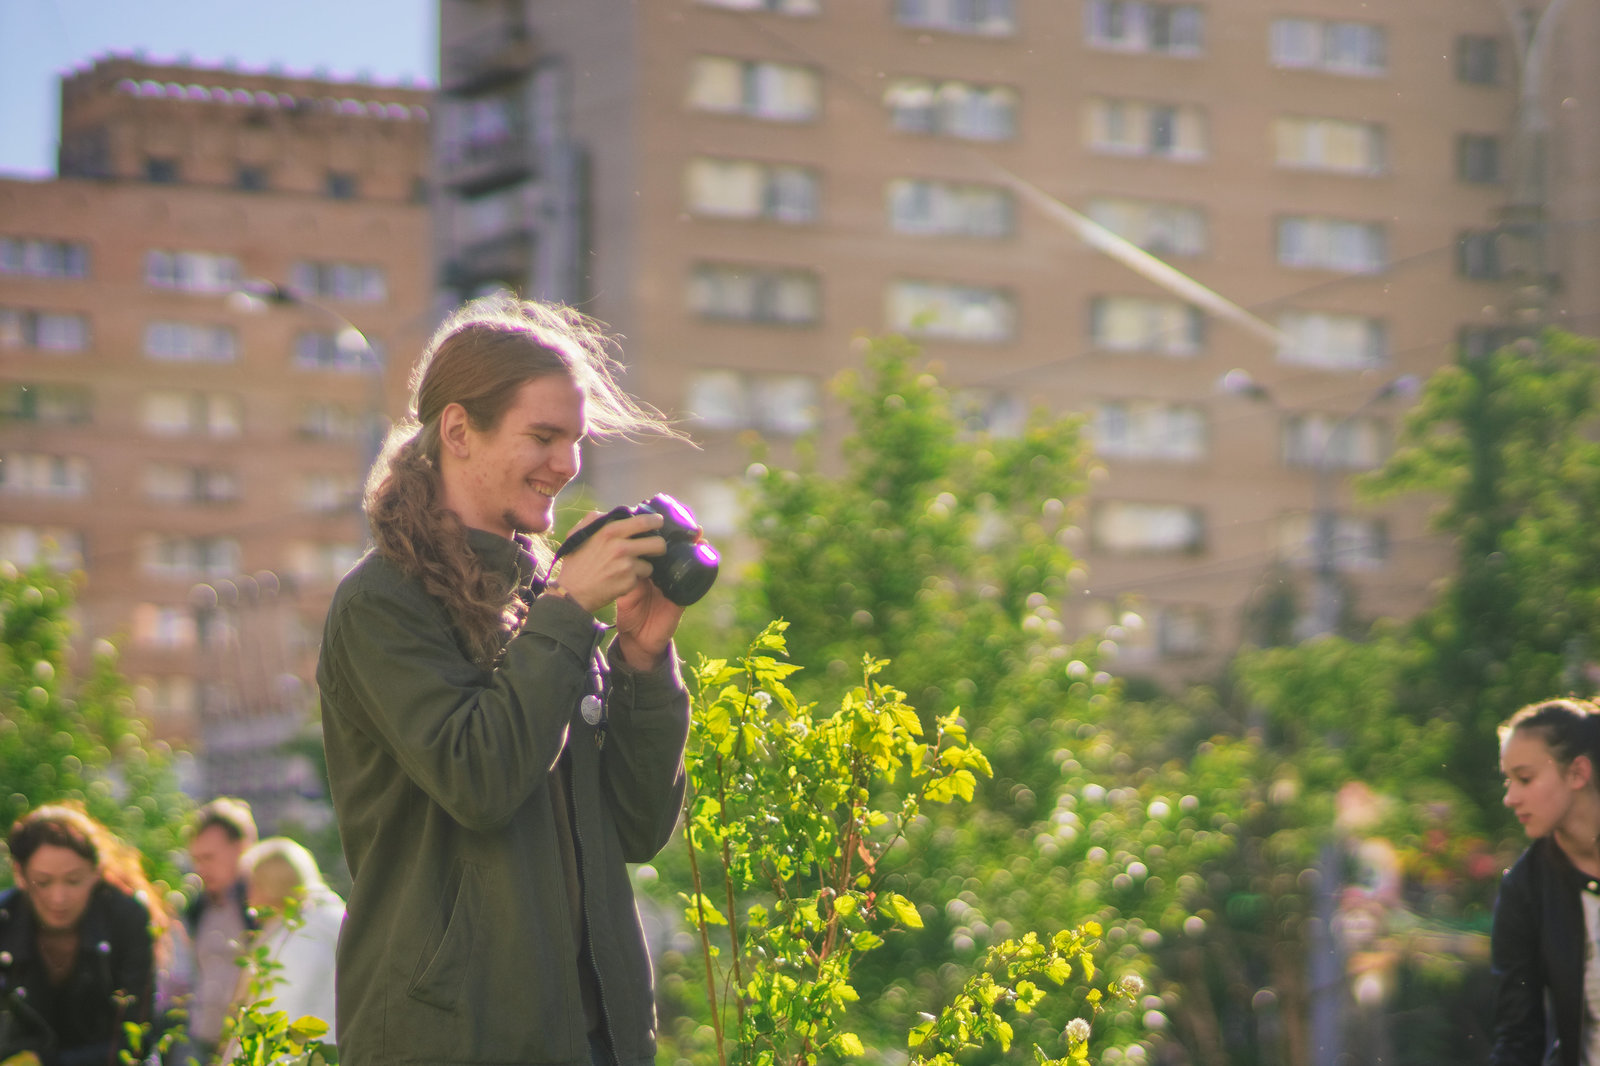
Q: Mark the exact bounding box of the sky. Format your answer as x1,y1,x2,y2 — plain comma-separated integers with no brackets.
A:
0,0,438,179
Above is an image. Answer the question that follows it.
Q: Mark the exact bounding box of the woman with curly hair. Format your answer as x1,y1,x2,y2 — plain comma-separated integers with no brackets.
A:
0,802,168,1066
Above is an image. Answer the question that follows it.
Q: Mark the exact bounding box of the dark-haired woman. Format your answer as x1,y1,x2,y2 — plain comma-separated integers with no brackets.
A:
0,803,162,1066
1492,697,1600,1066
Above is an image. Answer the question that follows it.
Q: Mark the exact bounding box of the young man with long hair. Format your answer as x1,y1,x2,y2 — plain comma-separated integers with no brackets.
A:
318,293,696,1066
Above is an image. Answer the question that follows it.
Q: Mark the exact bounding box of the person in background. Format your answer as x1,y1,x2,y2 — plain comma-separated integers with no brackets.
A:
182,798,257,1063
0,802,166,1066
318,293,695,1066
1491,697,1600,1065
224,837,344,1048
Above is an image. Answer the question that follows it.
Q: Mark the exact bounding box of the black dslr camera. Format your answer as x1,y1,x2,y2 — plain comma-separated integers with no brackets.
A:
552,493,720,606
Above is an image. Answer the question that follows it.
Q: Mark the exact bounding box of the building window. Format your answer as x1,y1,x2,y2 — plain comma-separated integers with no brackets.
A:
885,79,1018,141
1458,229,1503,280
684,370,821,435
688,56,822,122
1276,311,1387,370
298,472,362,514
1455,35,1500,84
132,605,197,650
1090,296,1204,355
132,676,197,722
0,237,89,279
1458,325,1518,360
294,331,382,372
689,263,821,325
236,165,269,191
0,526,83,570
145,157,180,184
1273,116,1385,175
140,535,242,580
1093,401,1207,462
145,250,241,293
289,260,388,303
143,463,240,505
326,171,359,200
1281,414,1387,470
1086,197,1206,256
895,0,1017,36
886,280,1016,343
1157,605,1211,656
286,541,363,585
0,452,90,498
685,158,820,224
1086,98,1206,159
1275,513,1388,571
439,92,525,169
1091,501,1205,555
698,0,820,13
144,321,238,363
1270,18,1386,76
887,179,1014,238
141,390,243,438
1276,216,1386,273
0,383,91,426
1457,134,1502,184
297,401,365,442
951,388,1025,438
0,309,91,352
1084,1,1204,55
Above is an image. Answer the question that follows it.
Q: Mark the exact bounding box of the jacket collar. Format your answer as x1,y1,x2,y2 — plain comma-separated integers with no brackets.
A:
464,527,541,590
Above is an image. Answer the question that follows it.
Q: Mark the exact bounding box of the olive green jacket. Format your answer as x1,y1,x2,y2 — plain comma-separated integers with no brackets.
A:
317,530,689,1066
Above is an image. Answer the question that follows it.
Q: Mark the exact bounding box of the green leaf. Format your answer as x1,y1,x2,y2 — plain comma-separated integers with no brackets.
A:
884,892,924,929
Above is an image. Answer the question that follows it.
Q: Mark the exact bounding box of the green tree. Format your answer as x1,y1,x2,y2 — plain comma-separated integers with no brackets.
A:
0,561,193,888
1361,327,1600,803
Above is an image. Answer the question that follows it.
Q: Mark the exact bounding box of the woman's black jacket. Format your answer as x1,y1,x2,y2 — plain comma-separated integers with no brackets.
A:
0,882,155,1066
1491,836,1594,1066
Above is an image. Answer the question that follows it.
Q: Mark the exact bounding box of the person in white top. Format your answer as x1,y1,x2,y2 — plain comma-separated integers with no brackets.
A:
232,837,345,1040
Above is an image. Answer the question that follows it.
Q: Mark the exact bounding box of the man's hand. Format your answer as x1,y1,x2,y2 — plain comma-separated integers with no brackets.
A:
614,574,686,671
553,511,665,615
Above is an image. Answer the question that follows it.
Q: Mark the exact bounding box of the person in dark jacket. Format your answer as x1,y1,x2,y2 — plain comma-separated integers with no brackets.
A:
1492,697,1600,1066
318,293,697,1066
180,797,257,1063
0,803,163,1066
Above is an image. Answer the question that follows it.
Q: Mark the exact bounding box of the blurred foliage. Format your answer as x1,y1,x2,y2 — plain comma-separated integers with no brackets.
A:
653,621,1135,1066
1361,327,1600,805
0,560,193,892
649,331,1574,1065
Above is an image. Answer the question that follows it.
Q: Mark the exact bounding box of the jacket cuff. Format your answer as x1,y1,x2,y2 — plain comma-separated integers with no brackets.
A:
608,640,686,707
519,593,606,662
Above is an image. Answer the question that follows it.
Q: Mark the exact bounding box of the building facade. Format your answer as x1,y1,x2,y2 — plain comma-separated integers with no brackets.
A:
0,57,431,815
433,0,1598,682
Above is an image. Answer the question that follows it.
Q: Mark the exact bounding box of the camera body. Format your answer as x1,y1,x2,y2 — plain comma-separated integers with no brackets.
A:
553,493,720,606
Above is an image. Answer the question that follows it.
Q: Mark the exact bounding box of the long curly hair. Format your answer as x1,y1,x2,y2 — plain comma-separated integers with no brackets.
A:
365,293,682,665
7,800,171,935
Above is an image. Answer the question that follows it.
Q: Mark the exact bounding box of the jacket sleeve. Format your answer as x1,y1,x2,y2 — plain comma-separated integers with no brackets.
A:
1490,861,1548,1066
599,642,691,861
325,580,603,831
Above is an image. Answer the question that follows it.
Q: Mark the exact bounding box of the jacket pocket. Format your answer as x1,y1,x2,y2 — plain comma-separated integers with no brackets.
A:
405,861,481,1011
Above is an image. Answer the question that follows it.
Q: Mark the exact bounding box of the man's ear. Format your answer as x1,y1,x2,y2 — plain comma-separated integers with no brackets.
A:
10,861,24,888
438,402,471,459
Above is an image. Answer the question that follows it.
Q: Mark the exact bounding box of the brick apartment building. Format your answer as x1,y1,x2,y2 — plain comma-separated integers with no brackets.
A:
0,57,431,816
432,0,1598,682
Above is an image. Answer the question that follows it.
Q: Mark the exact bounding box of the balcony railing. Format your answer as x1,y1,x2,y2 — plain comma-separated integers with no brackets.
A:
443,23,539,95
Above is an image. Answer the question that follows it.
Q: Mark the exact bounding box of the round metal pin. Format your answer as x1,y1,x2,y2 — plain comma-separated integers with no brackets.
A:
580,693,604,726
